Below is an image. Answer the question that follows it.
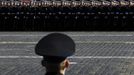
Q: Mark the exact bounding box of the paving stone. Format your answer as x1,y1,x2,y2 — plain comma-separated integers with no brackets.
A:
0,32,134,75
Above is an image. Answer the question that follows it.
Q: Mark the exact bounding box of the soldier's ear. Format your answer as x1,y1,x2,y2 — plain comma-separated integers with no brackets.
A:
41,59,46,67
65,60,70,68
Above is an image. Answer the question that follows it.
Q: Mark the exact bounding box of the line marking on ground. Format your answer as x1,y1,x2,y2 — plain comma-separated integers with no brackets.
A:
0,49,30,51
0,34,132,37
69,56,134,59
0,41,134,44
69,62,78,64
1,56,134,59
0,56,42,58
71,35,133,37
76,41,134,44
0,56,78,64
0,42,36,44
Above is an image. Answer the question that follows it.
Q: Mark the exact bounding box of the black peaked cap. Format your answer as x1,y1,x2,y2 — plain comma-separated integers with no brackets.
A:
35,33,75,57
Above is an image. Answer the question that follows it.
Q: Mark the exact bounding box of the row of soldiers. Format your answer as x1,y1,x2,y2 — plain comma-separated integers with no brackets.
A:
0,14,133,31
0,0,134,7
0,7,134,14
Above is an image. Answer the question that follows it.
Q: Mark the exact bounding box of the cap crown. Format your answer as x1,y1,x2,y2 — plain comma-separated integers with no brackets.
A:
35,33,75,57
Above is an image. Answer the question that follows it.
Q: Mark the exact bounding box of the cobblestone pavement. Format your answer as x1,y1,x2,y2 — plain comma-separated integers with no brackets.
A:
0,32,134,75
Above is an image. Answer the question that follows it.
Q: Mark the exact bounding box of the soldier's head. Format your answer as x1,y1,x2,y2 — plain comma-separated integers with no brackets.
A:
35,33,75,75
41,55,70,75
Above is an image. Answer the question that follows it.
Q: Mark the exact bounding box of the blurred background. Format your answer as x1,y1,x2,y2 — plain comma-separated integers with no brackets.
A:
1,0,134,75
0,0,134,31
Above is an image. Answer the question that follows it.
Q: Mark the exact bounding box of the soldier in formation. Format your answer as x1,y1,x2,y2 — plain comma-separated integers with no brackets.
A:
35,33,76,75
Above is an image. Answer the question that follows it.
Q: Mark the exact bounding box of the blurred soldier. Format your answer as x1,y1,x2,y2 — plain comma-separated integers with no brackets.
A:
35,33,76,75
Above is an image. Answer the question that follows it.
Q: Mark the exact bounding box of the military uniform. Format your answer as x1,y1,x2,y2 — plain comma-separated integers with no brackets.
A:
35,33,76,75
